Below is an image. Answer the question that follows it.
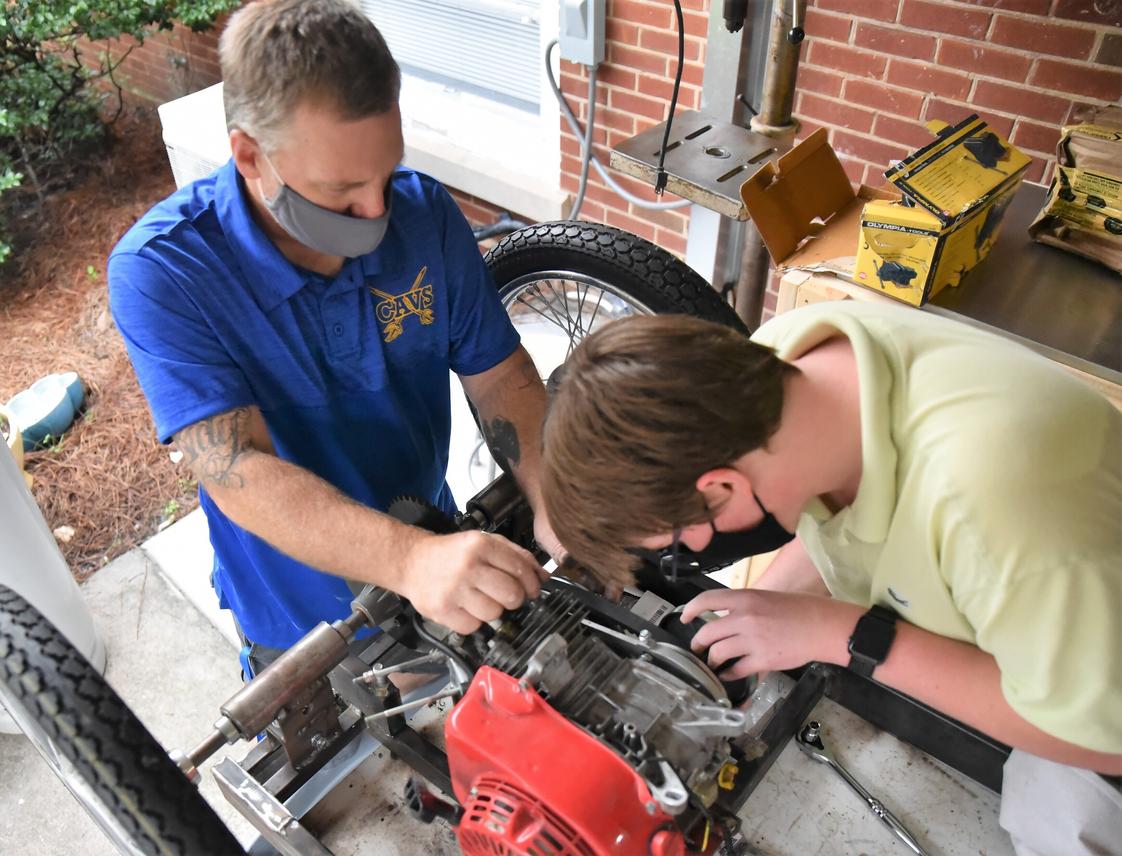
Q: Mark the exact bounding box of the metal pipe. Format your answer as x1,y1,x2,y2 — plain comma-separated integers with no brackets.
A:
219,619,356,739
735,0,807,328
751,0,805,136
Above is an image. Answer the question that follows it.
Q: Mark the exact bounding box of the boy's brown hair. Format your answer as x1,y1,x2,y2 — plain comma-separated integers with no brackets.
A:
542,314,796,588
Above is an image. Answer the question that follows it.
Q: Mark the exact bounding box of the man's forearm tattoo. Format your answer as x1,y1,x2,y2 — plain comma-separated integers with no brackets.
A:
174,407,254,490
482,416,521,473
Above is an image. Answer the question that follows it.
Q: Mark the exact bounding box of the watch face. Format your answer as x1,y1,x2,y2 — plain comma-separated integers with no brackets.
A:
849,607,898,666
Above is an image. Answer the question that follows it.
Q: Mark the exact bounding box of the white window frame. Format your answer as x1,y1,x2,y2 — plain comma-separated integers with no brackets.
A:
355,0,565,223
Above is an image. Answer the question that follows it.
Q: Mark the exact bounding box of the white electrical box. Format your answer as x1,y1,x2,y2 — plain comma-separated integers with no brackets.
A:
559,0,605,67
157,83,232,189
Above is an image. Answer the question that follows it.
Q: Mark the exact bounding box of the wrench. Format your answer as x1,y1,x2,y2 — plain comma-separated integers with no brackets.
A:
796,721,931,856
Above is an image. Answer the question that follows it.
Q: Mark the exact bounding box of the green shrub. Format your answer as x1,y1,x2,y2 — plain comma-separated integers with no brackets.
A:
0,0,239,263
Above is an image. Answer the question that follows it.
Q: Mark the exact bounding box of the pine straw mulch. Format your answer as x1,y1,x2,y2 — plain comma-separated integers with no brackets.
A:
0,110,199,581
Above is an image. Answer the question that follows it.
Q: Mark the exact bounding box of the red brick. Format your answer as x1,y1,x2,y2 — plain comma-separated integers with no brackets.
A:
886,58,971,99
1011,120,1062,157
855,22,937,61
1031,58,1122,102
1024,157,1048,184
597,64,638,91
804,8,853,43
973,79,1072,123
637,73,678,101
610,89,669,121
597,107,637,134
873,114,936,150
797,91,876,133
863,162,890,186
924,97,1015,138
1052,0,1122,26
640,204,688,231
816,0,900,22
808,41,889,79
679,86,701,110
797,65,846,98
833,131,910,168
676,60,703,88
605,19,640,45
657,228,688,258
681,9,710,40
899,0,991,39
577,200,607,223
991,15,1096,60
610,43,668,76
638,27,703,62
845,79,925,118
936,39,1032,83
608,209,659,243
958,0,1050,12
839,156,867,186
794,118,828,143
613,0,673,28
582,180,629,210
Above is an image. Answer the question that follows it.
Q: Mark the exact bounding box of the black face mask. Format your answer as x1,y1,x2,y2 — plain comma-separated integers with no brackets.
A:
663,493,796,579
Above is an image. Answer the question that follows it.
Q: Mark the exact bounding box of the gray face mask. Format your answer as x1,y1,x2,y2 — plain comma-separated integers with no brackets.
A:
260,154,391,259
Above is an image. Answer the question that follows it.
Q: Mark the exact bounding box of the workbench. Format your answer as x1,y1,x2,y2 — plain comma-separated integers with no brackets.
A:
776,182,1122,407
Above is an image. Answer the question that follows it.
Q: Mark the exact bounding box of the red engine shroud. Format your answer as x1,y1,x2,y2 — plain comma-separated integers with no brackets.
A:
444,666,690,856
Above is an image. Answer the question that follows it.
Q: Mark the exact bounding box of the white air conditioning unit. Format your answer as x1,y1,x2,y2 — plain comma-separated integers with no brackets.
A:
157,82,231,190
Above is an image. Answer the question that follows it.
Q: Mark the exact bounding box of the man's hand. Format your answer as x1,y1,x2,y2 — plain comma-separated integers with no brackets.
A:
681,589,859,679
397,531,547,635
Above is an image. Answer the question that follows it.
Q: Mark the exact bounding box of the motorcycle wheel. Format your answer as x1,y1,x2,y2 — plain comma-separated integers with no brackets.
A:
485,220,749,364
0,584,242,855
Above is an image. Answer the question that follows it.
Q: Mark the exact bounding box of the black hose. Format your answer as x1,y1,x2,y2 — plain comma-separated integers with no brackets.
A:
473,215,532,242
412,611,473,689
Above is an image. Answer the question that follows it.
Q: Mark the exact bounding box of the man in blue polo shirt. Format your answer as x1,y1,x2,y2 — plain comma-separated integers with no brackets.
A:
108,0,553,669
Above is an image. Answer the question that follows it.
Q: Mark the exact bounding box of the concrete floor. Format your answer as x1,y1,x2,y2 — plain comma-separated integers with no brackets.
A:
0,512,1017,856
0,546,260,853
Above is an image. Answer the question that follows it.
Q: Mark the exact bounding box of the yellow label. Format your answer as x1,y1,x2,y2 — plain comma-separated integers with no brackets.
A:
886,115,1030,225
1065,124,1122,143
1057,167,1122,209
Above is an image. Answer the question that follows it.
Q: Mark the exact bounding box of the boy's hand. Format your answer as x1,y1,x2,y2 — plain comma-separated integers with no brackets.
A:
681,589,862,679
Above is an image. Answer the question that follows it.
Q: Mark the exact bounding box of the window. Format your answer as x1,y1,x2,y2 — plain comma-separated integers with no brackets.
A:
360,0,564,222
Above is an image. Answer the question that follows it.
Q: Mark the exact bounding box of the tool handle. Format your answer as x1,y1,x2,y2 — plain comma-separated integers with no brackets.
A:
832,764,929,856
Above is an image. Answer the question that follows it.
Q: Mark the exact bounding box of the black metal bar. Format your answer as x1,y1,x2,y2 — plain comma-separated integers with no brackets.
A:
823,665,1010,793
375,724,454,796
717,663,830,814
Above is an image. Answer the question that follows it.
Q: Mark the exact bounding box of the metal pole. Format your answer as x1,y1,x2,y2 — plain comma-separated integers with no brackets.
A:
735,0,806,328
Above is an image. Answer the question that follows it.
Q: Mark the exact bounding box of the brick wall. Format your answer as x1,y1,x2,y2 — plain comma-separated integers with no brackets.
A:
557,0,710,258
95,2,1122,266
756,0,1122,319
94,23,224,107
796,0,1122,189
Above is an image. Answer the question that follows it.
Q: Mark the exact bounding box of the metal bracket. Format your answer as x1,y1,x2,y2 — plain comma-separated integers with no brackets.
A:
213,757,333,856
610,110,777,219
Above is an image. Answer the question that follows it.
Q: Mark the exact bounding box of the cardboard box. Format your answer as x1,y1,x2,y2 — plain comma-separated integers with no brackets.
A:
740,115,1031,306
1029,105,1122,273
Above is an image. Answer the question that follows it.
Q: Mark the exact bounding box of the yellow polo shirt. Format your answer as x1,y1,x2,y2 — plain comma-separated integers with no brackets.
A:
753,301,1122,753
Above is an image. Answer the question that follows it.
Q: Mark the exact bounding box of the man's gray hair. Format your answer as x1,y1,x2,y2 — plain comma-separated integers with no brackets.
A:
219,0,400,150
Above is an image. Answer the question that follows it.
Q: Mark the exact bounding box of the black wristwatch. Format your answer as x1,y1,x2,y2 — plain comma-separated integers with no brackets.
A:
847,605,898,678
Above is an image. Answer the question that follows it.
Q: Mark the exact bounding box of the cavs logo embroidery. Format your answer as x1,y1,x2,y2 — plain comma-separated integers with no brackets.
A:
370,266,435,343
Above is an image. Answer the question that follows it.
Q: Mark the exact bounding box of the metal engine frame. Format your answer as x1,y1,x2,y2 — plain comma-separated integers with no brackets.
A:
178,475,1010,856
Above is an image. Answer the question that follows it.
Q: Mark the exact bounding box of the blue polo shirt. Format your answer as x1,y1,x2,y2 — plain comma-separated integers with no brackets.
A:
108,159,520,648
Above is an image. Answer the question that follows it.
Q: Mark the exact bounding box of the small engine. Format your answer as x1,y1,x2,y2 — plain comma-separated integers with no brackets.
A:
443,588,752,855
